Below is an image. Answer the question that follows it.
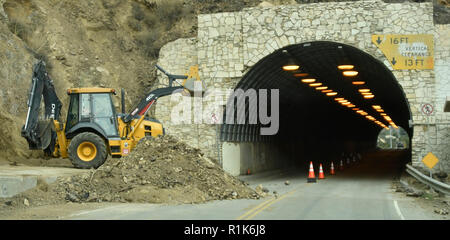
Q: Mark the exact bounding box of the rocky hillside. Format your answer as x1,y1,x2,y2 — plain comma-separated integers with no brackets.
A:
0,0,448,162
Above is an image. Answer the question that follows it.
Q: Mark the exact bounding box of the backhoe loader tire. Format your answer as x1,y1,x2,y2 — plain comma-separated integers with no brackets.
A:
68,132,107,169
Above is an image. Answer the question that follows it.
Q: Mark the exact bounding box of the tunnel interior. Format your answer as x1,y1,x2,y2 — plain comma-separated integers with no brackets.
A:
220,41,412,173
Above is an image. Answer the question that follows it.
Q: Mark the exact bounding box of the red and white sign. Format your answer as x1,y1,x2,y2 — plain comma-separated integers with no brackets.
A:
421,103,434,116
211,113,219,124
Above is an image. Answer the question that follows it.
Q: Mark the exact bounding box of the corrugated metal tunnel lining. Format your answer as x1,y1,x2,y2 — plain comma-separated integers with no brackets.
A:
220,41,412,156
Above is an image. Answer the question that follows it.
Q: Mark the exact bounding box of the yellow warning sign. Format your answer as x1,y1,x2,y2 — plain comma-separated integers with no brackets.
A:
422,152,439,169
372,34,434,70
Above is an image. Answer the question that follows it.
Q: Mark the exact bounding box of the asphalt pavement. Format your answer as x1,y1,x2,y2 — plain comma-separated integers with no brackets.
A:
67,151,440,220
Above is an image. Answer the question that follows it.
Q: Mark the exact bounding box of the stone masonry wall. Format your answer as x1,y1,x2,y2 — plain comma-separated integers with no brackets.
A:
155,0,450,172
154,38,221,161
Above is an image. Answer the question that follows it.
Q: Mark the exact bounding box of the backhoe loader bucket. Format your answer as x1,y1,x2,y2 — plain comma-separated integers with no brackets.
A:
21,119,53,150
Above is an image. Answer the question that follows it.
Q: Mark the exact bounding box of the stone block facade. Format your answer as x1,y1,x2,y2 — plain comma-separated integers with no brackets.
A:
154,0,450,172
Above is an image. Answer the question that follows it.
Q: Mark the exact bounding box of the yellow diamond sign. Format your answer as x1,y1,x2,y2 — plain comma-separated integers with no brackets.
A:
372,34,434,70
422,152,439,169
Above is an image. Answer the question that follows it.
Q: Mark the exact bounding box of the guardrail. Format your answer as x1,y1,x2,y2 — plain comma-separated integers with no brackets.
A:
405,164,450,195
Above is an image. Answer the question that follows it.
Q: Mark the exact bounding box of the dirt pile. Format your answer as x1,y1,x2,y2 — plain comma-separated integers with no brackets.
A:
0,136,260,213
60,135,260,203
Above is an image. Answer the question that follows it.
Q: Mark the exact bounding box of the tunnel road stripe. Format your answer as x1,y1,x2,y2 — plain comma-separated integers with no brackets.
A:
236,184,307,220
393,200,405,220
236,198,277,220
243,189,298,220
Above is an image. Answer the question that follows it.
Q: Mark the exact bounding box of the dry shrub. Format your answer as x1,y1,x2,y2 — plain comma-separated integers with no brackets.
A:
129,0,190,58
7,20,30,40
132,2,146,21
153,0,184,30
136,29,162,58
127,17,143,32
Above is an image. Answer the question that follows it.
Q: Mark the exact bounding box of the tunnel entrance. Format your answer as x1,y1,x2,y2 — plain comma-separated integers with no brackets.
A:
220,41,412,175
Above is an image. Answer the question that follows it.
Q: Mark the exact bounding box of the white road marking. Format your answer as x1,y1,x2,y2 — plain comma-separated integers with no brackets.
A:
393,200,405,220
69,205,125,217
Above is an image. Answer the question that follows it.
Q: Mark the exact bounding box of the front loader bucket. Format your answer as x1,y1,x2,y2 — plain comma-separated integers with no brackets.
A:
181,65,206,96
183,77,206,96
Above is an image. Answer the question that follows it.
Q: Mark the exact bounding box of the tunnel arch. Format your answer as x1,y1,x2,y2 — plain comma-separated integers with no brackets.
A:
220,41,413,169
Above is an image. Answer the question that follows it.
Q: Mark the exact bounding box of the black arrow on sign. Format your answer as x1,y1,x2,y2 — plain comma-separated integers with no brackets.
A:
391,57,397,65
376,36,382,45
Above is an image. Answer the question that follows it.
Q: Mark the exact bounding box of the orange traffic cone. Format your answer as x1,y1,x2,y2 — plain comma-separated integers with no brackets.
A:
247,168,251,175
330,162,335,175
307,161,316,183
318,164,325,179
340,159,344,170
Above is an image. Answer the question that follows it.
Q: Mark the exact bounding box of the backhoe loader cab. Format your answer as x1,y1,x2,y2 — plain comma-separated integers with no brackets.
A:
65,88,119,139
61,88,117,168
59,88,164,169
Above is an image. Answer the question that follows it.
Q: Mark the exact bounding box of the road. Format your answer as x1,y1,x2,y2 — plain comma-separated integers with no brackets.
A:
67,151,441,220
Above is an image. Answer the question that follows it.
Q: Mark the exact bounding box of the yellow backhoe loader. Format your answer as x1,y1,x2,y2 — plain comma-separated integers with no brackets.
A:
21,60,203,169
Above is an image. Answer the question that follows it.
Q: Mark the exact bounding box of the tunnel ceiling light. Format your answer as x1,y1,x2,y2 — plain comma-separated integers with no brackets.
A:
283,64,300,71
341,102,351,105
376,109,384,112
380,113,387,116
361,92,373,95
358,111,368,116
359,89,371,93
322,89,332,93
326,92,337,96
294,73,309,77
309,82,322,87
347,104,356,108
372,105,381,109
316,86,328,90
335,97,345,101
338,65,354,70
363,94,375,99
384,116,392,121
338,99,348,103
282,57,299,71
352,108,359,111
343,71,359,77
301,78,316,83
352,81,365,85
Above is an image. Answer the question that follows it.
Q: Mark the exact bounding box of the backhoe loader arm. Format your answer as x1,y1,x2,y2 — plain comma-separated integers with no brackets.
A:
21,60,62,150
122,86,184,123
122,64,192,124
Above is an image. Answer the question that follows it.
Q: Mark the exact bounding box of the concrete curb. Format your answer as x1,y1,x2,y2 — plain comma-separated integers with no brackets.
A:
0,165,88,198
